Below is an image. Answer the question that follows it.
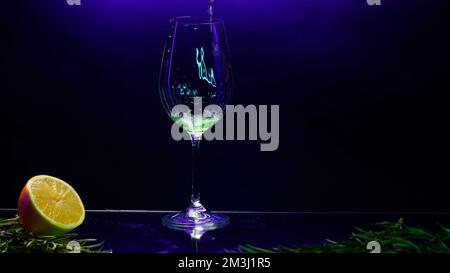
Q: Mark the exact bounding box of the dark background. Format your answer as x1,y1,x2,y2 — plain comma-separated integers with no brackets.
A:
0,0,449,212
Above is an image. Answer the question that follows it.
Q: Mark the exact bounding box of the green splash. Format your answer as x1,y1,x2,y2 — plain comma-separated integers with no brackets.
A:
175,82,198,96
171,114,220,135
196,47,217,88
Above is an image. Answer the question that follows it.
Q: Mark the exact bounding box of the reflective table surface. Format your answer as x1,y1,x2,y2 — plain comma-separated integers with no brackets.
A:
1,209,450,253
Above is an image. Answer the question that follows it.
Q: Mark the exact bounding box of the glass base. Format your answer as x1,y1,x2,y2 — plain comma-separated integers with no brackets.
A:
162,202,229,232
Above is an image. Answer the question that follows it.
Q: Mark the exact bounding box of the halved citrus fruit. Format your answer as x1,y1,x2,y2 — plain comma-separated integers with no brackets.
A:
18,175,85,236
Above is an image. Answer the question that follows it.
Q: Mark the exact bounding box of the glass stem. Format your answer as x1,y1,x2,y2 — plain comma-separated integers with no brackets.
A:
192,238,200,254
191,135,201,207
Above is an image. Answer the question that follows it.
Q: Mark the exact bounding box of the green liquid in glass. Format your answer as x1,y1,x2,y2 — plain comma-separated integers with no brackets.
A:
171,114,220,135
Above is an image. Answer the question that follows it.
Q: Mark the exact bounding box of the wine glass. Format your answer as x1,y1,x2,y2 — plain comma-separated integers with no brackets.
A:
159,17,232,231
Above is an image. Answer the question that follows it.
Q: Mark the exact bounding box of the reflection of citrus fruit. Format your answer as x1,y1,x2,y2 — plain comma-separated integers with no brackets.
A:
18,175,85,236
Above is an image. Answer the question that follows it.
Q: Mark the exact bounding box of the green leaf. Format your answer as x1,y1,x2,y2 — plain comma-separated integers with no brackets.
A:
0,216,110,253
231,218,450,254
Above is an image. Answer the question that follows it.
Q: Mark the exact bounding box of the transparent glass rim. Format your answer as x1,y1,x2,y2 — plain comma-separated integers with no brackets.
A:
170,16,223,26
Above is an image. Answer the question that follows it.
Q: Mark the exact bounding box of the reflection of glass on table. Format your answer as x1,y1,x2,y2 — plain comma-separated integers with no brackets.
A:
2,209,449,253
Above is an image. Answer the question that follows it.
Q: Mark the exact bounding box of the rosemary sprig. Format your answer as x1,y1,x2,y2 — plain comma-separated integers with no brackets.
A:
0,216,111,253
232,218,450,253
